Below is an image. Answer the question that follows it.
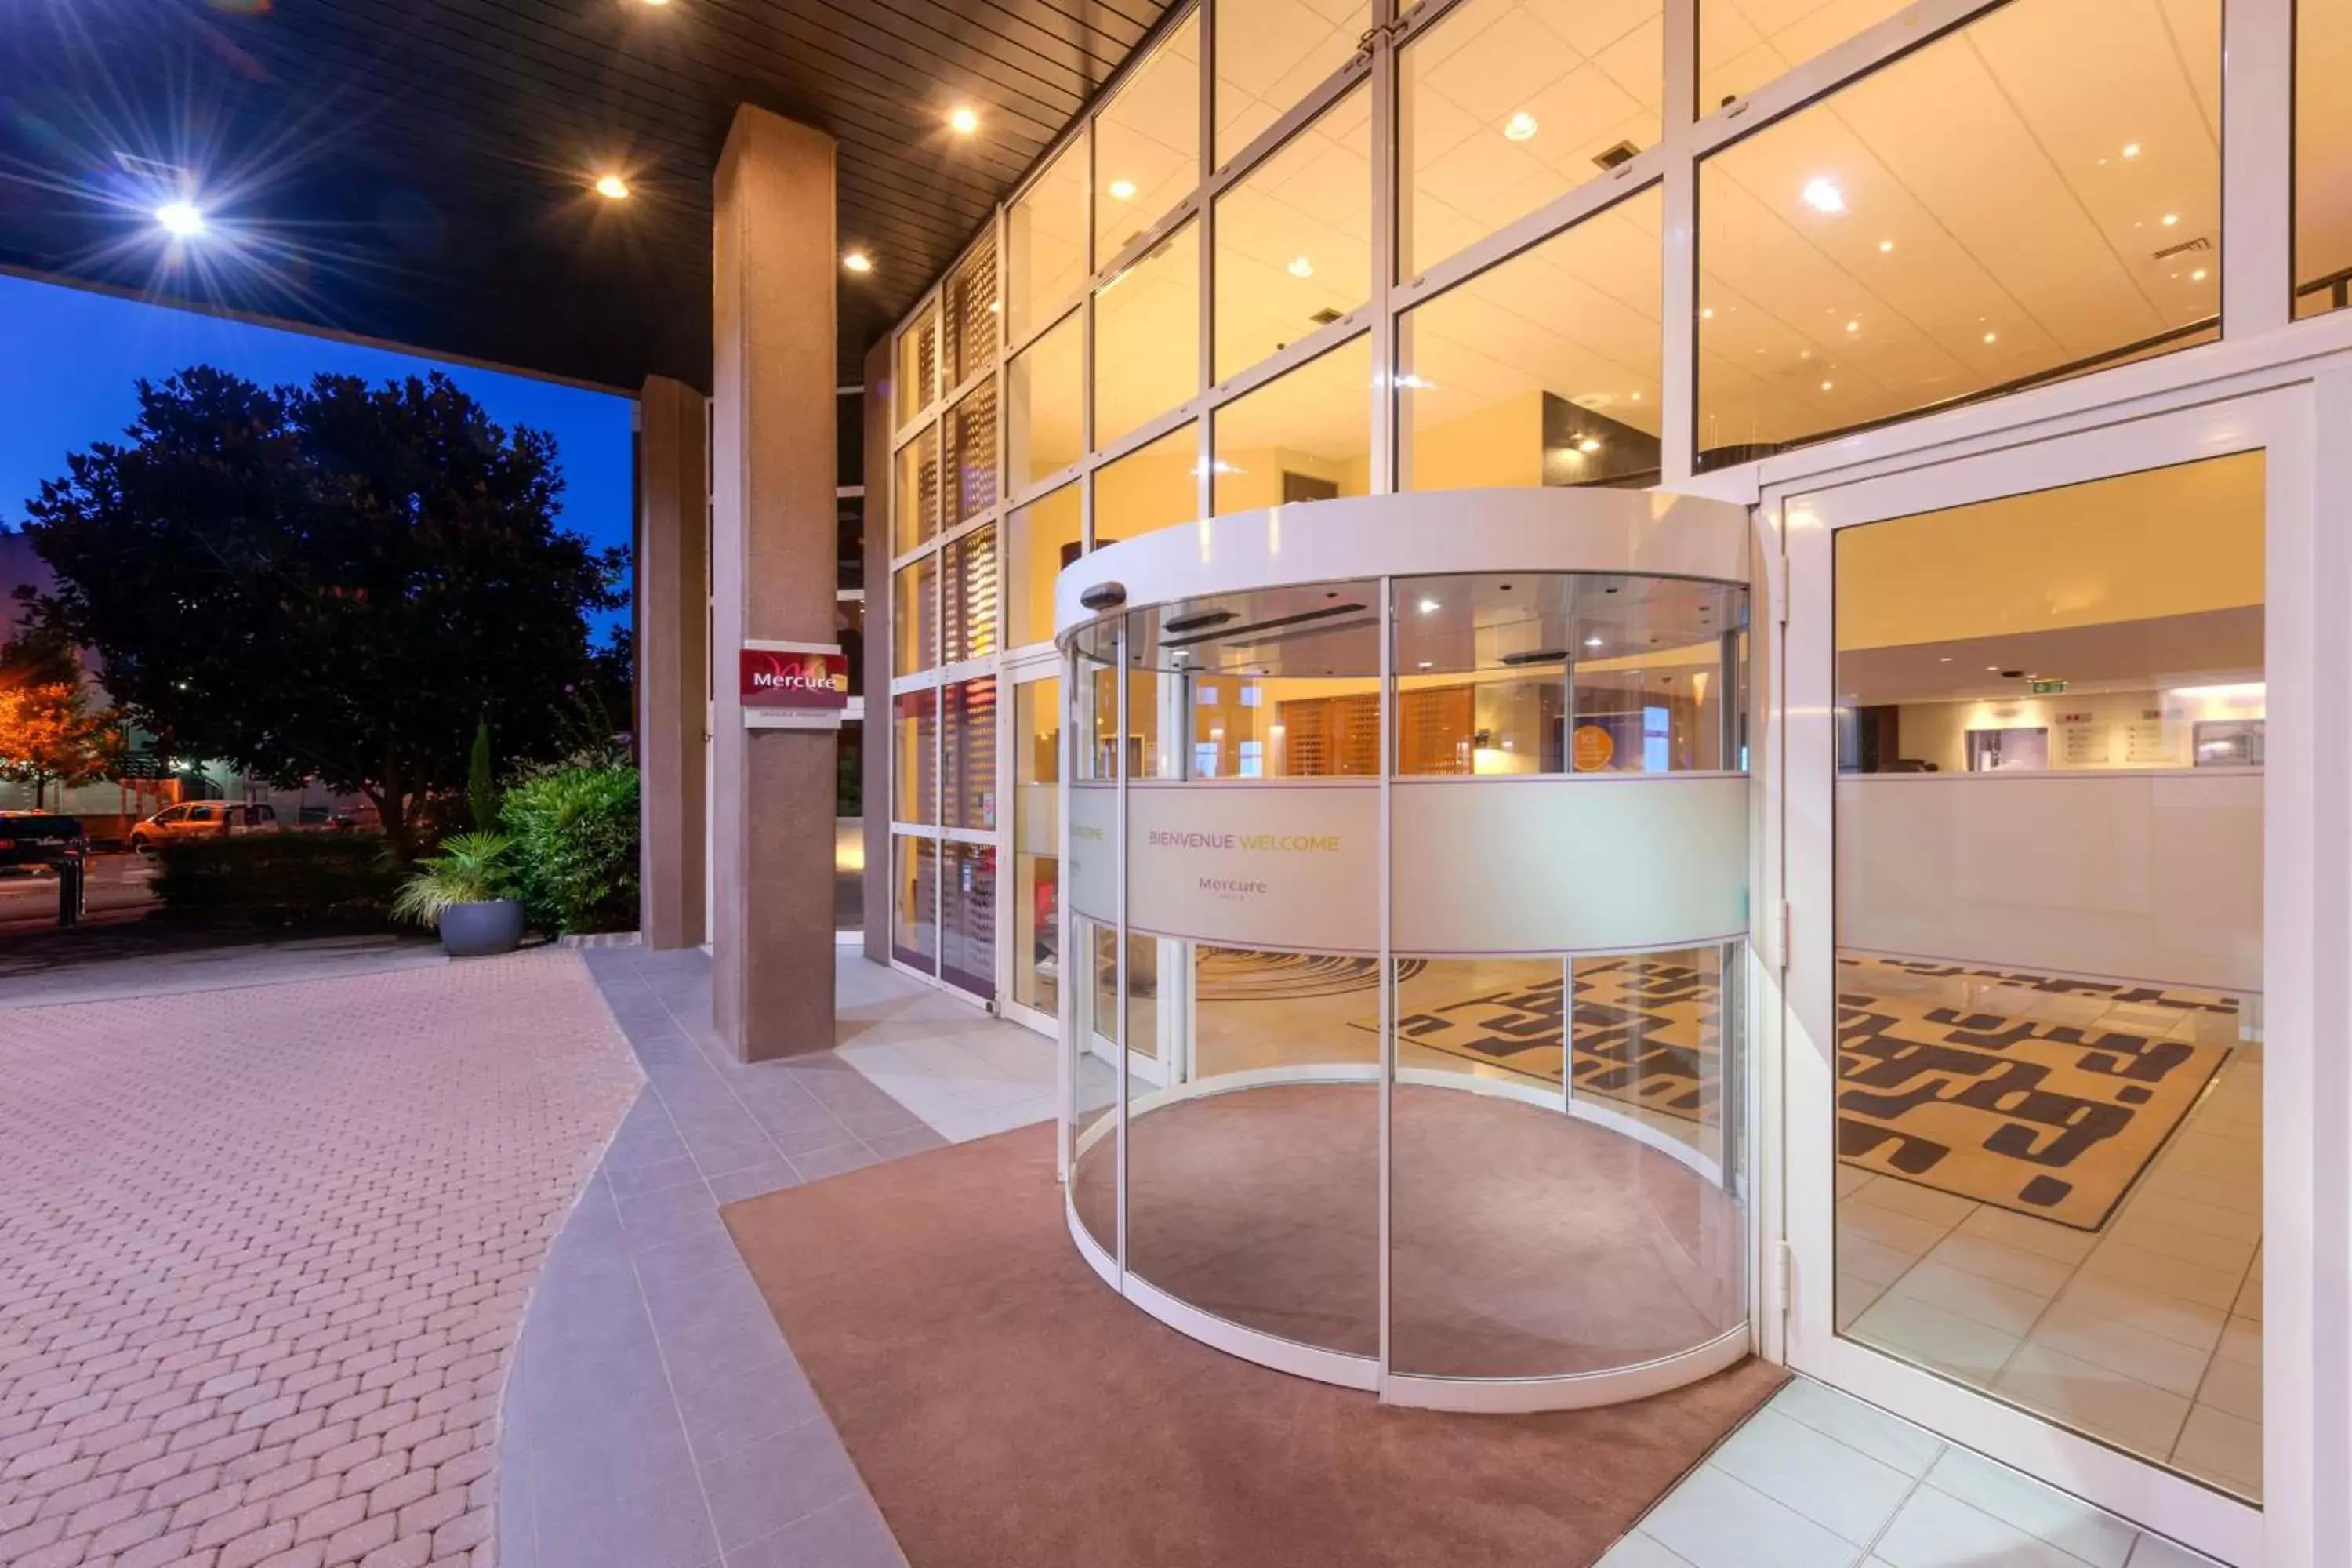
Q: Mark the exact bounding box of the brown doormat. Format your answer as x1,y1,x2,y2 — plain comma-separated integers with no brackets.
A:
721,1122,1782,1568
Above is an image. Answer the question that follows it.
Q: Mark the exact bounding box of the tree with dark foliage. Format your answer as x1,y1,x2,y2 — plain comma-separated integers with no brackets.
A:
16,368,626,855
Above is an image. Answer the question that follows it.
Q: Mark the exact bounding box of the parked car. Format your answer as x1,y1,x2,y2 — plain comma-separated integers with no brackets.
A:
128,802,283,851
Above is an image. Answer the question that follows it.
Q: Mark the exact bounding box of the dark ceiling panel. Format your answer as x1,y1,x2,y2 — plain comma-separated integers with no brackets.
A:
0,0,1174,391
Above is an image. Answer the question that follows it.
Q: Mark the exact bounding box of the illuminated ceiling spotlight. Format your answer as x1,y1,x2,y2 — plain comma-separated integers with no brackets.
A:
593,173,630,200
2161,212,2180,227
948,107,980,136
1584,636,1605,648
1845,318,1860,333
2190,267,2209,282
1819,380,1835,392
1417,597,1440,615
1287,255,1314,278
2122,142,2141,158
1577,437,1602,453
1802,177,1846,214
1108,178,1138,201
1503,111,1539,143
154,200,205,238
1983,331,1998,343
842,250,873,274
1878,239,1894,253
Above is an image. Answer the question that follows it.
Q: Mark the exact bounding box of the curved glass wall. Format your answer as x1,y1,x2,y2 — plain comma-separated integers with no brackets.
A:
1060,566,1750,1401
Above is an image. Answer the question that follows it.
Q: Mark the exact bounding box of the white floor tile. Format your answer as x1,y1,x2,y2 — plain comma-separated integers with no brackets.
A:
2169,1403,2261,1497
1595,1532,1699,1568
2024,1299,2216,1398
2103,1210,2259,1276
1918,1231,2078,1297
1955,1206,2099,1265
1839,1202,1956,1257
1922,1446,2136,1568
1887,1259,2053,1337
1766,1379,1947,1478
2077,1239,2245,1312
1842,1234,1923,1289
2192,1355,2260,1423
2051,1272,2226,1354
1639,1465,1864,1568
1872,1483,2086,1568
1851,1292,2021,1385
1707,1408,1915,1546
1991,1342,2191,1454
1837,1274,1888,1332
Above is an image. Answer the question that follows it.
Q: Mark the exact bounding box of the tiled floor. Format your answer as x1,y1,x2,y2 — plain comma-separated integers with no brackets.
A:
1598,1377,2224,1568
1833,966,2263,1499
0,950,640,1568
500,943,1058,1568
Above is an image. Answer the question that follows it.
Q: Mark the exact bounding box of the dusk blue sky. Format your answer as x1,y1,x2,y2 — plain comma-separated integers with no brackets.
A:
0,273,634,634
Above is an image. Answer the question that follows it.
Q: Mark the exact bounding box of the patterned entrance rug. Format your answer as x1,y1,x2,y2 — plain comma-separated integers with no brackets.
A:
1835,956,2235,1231
1195,949,1428,1001
1340,954,2238,1232
1347,958,1722,1124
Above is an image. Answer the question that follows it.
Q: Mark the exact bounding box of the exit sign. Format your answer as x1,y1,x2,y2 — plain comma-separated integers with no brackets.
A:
2030,678,2068,695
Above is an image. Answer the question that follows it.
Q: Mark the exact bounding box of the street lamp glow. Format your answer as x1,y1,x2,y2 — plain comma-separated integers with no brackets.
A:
154,201,205,238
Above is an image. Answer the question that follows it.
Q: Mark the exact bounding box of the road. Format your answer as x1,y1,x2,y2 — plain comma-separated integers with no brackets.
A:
0,851,158,932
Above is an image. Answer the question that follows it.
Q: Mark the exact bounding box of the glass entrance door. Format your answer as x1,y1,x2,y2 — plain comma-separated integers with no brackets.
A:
1777,395,2309,1567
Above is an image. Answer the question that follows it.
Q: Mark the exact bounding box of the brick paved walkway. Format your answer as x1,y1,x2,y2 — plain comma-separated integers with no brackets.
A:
0,952,641,1568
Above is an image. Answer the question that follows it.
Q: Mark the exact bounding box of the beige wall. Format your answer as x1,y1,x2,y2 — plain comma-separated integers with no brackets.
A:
1404,390,1545,491
1889,682,2267,772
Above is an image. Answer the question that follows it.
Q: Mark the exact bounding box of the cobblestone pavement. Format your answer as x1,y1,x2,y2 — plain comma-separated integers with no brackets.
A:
0,951,641,1568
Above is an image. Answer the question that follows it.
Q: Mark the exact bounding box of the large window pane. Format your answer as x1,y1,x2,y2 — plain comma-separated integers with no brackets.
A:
1399,0,1664,277
892,690,938,825
2296,0,2352,318
1698,0,1912,111
1094,220,1200,448
1096,9,1202,261
895,304,938,426
1007,311,1083,490
1214,84,1373,382
944,525,999,665
944,677,998,830
1214,0,1370,164
1697,0,2221,469
1013,677,1062,1016
1833,452,2263,1502
1399,187,1663,490
945,382,997,527
894,426,939,554
892,554,937,677
941,842,996,997
1094,423,1198,546
1009,135,1089,340
891,833,938,971
1008,484,1083,648
1210,335,1372,513
943,233,998,387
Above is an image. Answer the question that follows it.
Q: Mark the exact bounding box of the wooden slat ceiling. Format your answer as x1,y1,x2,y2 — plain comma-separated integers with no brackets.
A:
0,0,1178,391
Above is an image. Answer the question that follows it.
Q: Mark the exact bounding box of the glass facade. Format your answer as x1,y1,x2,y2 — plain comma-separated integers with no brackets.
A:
880,0,2316,1005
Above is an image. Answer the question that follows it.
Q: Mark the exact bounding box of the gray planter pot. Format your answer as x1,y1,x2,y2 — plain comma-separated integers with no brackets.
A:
439,898,524,957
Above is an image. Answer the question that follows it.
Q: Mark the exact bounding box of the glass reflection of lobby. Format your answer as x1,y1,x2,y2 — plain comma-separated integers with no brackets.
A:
873,0,2352,1541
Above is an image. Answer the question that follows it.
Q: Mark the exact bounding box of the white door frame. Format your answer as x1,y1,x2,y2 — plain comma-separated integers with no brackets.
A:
1773,387,2318,1567
999,648,1062,1038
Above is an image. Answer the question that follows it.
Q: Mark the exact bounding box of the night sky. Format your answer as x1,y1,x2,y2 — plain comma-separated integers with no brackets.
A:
0,273,635,634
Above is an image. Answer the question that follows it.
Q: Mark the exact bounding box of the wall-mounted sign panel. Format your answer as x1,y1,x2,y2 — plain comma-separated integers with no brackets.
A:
741,641,847,730
1126,781,1379,953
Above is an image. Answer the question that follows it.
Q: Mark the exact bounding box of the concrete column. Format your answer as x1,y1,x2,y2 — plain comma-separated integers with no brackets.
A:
860,336,893,967
635,375,709,950
710,104,837,1062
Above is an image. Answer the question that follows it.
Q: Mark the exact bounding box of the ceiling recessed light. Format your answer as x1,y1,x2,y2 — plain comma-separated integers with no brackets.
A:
1700,307,1715,320
949,107,979,136
1878,239,1894,252
1577,437,1601,453
842,251,873,274
2161,212,2180,226
2191,267,2209,281
1983,331,1998,343
1584,636,1605,648
593,174,630,200
1802,177,1846,214
1417,661,1433,670
2123,142,2142,158
1287,255,1314,278
1846,318,1860,332
1503,111,1539,142
1820,380,1834,392
1109,179,1137,201
154,200,205,237
1630,390,1642,401
1417,598,1439,615
1940,656,1952,662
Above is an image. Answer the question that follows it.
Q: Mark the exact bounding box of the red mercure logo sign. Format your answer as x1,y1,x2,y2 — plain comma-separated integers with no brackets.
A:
740,645,848,710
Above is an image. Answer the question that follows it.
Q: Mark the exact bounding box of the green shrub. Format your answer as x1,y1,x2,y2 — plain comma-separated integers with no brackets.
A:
151,834,402,925
503,766,638,933
390,831,514,927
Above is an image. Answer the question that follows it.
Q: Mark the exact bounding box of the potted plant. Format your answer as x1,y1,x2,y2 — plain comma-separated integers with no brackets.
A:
392,831,524,956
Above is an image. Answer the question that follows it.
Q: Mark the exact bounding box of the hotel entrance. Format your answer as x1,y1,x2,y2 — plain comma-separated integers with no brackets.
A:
1773,390,2321,1566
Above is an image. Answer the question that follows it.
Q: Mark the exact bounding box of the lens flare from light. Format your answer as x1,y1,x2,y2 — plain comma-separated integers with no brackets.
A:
155,201,205,237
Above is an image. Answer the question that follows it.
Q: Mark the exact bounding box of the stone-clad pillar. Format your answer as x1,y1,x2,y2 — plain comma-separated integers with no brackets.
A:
710,105,837,1061
635,375,709,951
